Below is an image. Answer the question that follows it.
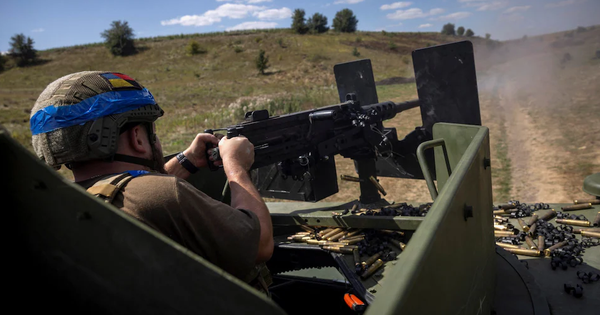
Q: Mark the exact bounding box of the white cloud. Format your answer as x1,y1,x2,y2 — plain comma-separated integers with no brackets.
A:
334,0,364,4
226,21,278,31
31,28,45,33
253,7,292,20
418,23,433,28
161,4,266,26
504,6,531,13
476,1,508,11
386,8,445,20
217,0,273,3
545,0,577,8
436,11,472,20
380,2,412,10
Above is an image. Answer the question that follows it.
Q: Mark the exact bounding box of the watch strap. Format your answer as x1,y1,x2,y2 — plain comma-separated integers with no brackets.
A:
176,152,199,174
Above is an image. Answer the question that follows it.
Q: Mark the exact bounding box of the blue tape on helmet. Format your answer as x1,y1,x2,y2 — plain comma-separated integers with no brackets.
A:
30,88,157,135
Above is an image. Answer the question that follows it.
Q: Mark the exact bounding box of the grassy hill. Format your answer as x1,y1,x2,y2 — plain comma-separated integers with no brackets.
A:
1,27,599,203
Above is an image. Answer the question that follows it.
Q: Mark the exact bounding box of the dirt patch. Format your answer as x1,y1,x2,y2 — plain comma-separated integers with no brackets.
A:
375,77,415,86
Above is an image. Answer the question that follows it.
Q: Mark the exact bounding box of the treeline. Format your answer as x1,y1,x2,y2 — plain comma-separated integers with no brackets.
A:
291,8,358,34
440,23,480,38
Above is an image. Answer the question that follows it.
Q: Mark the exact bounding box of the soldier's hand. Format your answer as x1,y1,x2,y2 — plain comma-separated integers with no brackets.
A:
183,133,220,168
218,136,254,172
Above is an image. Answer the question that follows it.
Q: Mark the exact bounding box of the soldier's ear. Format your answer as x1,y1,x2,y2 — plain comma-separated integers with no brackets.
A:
127,124,149,154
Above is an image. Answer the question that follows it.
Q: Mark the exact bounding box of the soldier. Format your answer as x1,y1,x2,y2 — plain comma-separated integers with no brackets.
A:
29,71,273,289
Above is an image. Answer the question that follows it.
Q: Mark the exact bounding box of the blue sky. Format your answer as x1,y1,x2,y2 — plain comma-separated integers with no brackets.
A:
1,0,599,52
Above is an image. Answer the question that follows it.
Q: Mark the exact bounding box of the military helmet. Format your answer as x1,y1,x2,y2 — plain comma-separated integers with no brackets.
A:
30,71,163,169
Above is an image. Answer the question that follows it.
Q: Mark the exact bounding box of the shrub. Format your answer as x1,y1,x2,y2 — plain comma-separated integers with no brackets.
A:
291,9,308,34
485,33,491,40
277,38,286,48
9,33,37,66
254,37,262,43
355,37,362,43
576,26,587,33
101,20,136,56
441,23,456,36
352,47,360,57
234,46,244,53
465,29,474,37
307,13,329,34
186,40,206,56
388,41,397,50
255,49,269,74
457,26,465,36
332,8,358,33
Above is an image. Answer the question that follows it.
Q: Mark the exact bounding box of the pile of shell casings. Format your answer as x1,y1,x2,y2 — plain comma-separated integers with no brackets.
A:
493,200,600,264
287,226,407,280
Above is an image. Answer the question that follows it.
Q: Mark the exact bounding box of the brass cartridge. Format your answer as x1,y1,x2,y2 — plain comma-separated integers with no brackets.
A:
323,246,354,254
528,223,537,236
537,236,545,252
299,225,315,233
493,209,517,215
494,230,518,237
517,218,529,232
527,214,539,227
496,242,520,249
369,176,387,196
343,234,365,242
362,252,382,268
342,238,363,245
494,224,508,231
322,228,343,239
361,259,384,280
294,232,311,236
498,203,518,210
573,199,600,205
573,228,600,234
341,175,361,182
353,249,361,267
535,209,557,222
593,212,600,227
544,240,568,257
342,229,363,239
494,216,509,223
581,231,600,239
555,219,592,227
505,248,541,257
380,229,405,236
328,231,346,241
524,235,538,249
318,228,334,236
350,204,359,213
388,238,407,251
562,204,593,211
306,239,328,245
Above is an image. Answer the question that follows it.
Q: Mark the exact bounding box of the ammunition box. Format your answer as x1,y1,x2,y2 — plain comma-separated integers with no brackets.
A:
573,199,600,205
361,259,384,280
581,231,600,239
561,203,593,211
555,219,592,227
504,248,541,257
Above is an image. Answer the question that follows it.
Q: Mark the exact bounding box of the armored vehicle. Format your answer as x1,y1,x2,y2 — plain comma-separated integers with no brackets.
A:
3,41,599,314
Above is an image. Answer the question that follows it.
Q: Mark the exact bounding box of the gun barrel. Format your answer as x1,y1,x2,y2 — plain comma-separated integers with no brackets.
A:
394,99,420,113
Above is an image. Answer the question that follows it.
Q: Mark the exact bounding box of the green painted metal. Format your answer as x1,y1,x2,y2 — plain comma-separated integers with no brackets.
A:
416,138,452,200
583,173,600,197
1,130,285,315
365,123,494,315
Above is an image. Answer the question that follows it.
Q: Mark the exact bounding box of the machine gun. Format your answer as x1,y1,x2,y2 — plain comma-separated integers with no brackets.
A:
206,41,482,204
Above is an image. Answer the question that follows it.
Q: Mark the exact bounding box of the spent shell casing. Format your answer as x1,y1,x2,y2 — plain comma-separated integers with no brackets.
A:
494,216,509,223
517,218,529,232
581,231,600,239
328,231,346,241
350,204,359,213
341,175,361,182
573,198,600,205
323,246,354,254
343,234,365,242
369,176,387,196
306,239,328,245
555,219,592,227
524,235,538,249
493,209,517,215
536,209,557,222
495,230,518,237
362,252,383,267
593,212,600,227
544,240,568,257
342,238,363,245
388,238,407,251
343,229,363,239
537,236,545,252
527,214,539,227
294,232,311,236
353,249,361,267
528,223,537,236
498,203,518,210
573,227,600,234
494,224,508,231
496,242,521,249
318,228,334,236
361,259,384,280
322,228,343,239
505,248,541,257
380,229,405,236
562,204,593,211
300,225,315,233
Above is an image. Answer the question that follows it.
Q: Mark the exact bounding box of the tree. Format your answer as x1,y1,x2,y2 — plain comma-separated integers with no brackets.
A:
457,26,465,36
256,49,269,74
0,53,6,72
291,9,308,34
441,23,456,36
332,8,358,33
186,40,206,55
485,33,491,40
465,29,474,37
9,33,37,66
101,20,136,56
307,13,329,34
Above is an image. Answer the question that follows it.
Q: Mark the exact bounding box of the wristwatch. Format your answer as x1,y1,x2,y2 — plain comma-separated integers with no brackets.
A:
176,152,199,174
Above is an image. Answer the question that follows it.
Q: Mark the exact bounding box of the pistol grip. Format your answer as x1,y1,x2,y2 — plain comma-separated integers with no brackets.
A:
206,143,221,171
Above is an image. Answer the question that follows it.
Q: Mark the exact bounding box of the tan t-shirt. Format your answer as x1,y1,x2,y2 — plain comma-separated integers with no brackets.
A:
79,173,261,280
